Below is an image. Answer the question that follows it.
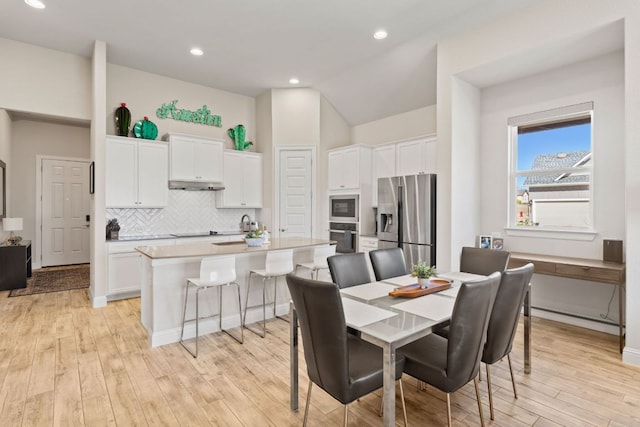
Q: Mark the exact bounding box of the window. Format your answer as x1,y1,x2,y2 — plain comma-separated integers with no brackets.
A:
508,102,593,232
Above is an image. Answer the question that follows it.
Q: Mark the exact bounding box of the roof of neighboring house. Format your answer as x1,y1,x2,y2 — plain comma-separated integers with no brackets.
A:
523,150,591,186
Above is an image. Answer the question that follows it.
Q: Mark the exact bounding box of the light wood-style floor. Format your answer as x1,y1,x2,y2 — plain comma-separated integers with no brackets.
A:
0,288,639,426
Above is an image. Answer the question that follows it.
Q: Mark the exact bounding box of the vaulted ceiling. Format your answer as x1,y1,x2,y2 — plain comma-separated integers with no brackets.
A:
0,0,542,125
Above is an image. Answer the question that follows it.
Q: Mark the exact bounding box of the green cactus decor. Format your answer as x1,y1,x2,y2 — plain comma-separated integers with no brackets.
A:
133,116,158,140
115,102,131,137
228,124,253,151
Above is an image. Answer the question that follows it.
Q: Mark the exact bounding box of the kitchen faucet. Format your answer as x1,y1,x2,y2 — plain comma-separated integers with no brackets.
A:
241,214,251,232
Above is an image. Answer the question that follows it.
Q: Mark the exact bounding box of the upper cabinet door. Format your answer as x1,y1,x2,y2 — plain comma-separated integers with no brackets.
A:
106,138,138,207
195,140,224,182
137,142,168,207
216,150,263,208
396,139,425,176
168,134,224,182
243,153,263,207
372,145,396,206
328,148,359,190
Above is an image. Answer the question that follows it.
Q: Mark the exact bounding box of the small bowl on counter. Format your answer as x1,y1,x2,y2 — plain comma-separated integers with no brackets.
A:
245,237,265,247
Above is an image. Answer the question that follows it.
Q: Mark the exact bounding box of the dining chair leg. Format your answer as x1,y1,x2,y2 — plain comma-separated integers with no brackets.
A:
399,379,408,427
446,393,452,427
486,364,494,420
507,354,518,399
343,404,349,427
303,380,312,427
474,376,486,427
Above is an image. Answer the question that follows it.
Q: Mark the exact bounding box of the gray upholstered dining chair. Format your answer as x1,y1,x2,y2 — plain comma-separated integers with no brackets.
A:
285,274,407,426
327,252,371,289
482,263,534,420
459,246,510,276
398,272,501,427
369,247,409,281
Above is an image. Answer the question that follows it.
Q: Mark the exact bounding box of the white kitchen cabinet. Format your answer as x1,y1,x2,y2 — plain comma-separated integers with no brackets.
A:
106,136,168,208
216,150,263,208
327,145,372,191
166,133,224,182
371,136,437,205
396,136,437,176
107,238,175,299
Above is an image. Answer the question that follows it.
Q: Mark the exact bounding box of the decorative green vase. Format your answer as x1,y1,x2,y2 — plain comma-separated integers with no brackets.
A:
115,102,131,137
133,116,158,140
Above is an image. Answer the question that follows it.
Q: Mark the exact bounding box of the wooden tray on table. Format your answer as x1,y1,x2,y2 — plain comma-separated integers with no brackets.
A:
388,279,452,298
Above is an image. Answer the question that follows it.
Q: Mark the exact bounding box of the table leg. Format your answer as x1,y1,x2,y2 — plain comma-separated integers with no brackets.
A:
382,344,396,427
290,302,299,412
524,284,531,374
619,283,625,353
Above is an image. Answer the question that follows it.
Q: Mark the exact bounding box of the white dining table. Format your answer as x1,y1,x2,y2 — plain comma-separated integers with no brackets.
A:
289,272,532,427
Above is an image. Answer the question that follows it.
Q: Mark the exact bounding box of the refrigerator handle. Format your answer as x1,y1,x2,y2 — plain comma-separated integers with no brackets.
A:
397,185,403,248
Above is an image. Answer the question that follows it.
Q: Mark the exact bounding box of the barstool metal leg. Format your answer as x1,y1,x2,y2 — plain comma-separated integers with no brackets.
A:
218,282,244,344
180,281,198,357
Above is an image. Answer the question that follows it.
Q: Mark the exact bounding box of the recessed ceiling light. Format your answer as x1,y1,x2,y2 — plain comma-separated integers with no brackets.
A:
373,30,388,40
289,77,300,85
190,47,204,56
25,0,46,9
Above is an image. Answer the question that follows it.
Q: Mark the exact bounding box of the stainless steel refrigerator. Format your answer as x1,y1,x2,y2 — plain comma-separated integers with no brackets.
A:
377,174,436,270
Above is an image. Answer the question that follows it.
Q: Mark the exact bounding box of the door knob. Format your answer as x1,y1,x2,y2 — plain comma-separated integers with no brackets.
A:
280,228,287,232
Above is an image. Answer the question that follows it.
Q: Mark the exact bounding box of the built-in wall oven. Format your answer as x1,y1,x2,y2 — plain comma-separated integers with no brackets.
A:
329,222,358,253
329,195,359,222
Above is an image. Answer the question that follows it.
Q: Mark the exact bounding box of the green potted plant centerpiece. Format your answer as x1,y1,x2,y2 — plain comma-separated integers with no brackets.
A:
245,229,265,247
411,261,437,288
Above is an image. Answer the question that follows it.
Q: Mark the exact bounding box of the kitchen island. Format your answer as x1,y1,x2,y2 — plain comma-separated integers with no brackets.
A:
136,237,334,347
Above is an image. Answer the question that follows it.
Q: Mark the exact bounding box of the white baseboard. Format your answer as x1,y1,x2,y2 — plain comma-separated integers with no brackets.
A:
531,308,619,335
622,346,640,367
91,292,107,308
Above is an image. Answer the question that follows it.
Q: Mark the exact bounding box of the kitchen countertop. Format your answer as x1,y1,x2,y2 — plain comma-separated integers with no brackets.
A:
108,230,244,242
136,237,335,259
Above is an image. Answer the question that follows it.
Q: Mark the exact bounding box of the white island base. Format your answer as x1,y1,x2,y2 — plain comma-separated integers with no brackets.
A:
137,237,334,347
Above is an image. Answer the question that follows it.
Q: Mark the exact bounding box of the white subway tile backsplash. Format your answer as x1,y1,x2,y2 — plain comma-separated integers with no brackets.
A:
106,191,255,236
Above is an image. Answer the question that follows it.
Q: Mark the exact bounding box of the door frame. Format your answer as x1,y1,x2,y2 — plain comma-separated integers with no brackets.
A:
35,154,91,269
274,146,316,239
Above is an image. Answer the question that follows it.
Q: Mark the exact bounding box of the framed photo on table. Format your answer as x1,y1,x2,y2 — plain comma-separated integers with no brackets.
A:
478,235,492,249
491,238,504,250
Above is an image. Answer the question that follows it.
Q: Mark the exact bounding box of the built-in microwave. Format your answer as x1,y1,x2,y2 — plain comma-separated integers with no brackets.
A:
329,195,359,222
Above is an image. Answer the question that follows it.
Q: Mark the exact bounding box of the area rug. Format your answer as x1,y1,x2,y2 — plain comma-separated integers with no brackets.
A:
8,264,90,297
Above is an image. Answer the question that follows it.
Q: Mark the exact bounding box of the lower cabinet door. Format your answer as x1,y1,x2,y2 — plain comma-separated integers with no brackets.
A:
108,252,142,295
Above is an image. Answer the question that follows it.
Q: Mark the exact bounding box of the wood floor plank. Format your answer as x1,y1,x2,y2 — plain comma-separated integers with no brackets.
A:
0,292,639,426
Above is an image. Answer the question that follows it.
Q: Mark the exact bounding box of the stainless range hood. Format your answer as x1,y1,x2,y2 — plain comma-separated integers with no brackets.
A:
168,180,225,191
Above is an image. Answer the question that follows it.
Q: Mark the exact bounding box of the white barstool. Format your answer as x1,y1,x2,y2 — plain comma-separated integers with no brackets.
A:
242,249,294,337
180,255,244,358
295,244,336,280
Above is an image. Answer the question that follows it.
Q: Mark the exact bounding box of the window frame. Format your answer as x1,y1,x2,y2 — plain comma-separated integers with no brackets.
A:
507,102,595,236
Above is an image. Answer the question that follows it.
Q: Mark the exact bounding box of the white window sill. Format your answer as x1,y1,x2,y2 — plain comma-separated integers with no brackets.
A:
504,227,597,241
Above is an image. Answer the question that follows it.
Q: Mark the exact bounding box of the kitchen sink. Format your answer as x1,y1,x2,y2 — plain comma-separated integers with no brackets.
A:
212,241,246,246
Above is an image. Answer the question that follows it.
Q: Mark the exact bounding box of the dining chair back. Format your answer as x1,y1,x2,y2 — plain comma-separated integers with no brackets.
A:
482,263,534,419
460,246,510,276
399,272,501,427
327,252,371,288
286,273,407,426
369,247,409,281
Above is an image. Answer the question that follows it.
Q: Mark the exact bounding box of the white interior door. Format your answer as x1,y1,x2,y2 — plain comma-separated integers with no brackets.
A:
279,149,312,238
42,159,90,266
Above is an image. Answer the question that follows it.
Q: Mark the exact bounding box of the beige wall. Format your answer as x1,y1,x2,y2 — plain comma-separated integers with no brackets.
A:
11,120,90,258
271,88,321,146
351,105,436,146
0,38,91,121
106,64,256,150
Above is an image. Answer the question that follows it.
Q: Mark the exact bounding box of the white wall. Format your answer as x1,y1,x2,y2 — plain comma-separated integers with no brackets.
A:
106,64,256,150
351,105,437,146
436,0,640,365
10,120,91,258
480,51,625,327
0,110,11,243
0,38,91,121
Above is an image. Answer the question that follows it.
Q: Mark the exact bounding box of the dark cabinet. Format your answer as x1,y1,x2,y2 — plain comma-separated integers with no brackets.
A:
0,241,32,291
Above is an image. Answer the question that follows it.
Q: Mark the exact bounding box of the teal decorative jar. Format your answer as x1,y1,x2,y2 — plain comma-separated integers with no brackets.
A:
115,102,131,137
133,116,158,140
